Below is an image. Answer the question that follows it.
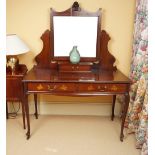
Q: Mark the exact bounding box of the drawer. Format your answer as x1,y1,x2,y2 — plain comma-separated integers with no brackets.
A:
7,77,23,100
78,83,127,93
28,83,76,92
59,64,92,72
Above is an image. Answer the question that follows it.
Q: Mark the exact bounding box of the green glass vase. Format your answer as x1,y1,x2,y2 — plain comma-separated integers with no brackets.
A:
69,46,80,64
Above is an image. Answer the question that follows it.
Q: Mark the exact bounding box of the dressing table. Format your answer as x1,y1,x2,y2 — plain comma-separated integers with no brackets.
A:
23,2,131,141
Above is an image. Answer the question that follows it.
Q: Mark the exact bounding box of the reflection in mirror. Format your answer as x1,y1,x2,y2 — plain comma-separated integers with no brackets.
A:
53,16,98,57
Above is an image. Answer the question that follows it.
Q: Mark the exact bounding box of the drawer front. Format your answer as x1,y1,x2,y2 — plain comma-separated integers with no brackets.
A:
59,64,92,72
7,77,23,99
78,83,127,93
28,83,76,92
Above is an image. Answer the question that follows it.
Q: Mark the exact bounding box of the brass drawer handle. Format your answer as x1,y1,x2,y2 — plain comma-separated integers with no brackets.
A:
98,85,107,91
48,85,56,91
100,89,105,92
111,85,118,91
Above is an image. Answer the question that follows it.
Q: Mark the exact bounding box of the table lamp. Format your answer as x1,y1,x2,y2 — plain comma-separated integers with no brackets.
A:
6,34,29,75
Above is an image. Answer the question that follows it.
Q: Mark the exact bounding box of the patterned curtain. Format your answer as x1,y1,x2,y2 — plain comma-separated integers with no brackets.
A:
125,0,148,154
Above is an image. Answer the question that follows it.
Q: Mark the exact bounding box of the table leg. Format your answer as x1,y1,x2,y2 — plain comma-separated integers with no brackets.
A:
23,83,30,140
120,93,129,141
34,94,38,119
25,94,30,139
6,101,8,119
21,99,26,129
111,95,116,121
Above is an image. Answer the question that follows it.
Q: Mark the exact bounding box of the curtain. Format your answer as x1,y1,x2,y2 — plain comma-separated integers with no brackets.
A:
125,0,148,154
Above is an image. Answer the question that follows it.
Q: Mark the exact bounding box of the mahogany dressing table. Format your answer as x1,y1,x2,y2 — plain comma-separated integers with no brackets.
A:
23,2,131,141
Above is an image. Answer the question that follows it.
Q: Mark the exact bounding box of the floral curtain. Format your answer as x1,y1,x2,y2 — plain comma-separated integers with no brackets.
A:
125,0,148,154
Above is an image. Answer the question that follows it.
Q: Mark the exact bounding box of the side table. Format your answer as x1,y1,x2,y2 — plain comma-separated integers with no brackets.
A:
6,64,27,129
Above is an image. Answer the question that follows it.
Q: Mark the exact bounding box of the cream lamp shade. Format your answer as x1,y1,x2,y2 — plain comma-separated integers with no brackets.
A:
6,34,30,75
6,34,29,55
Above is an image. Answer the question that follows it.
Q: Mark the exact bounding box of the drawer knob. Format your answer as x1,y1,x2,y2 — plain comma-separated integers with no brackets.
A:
48,85,56,91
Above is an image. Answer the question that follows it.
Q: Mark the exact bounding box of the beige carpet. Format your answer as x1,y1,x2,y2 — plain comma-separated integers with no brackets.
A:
7,115,140,155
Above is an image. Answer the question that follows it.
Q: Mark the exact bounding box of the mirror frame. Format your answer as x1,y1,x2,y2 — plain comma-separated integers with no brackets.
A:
35,2,117,71
50,1,102,62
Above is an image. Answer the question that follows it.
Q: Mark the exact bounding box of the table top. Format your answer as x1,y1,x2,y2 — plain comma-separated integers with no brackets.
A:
6,64,28,77
23,66,131,84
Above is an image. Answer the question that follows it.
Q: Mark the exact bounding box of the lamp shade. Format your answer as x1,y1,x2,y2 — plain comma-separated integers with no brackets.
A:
6,34,30,55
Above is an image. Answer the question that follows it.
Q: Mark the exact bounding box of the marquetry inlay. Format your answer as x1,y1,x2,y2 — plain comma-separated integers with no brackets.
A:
97,85,101,89
87,85,94,91
59,84,68,91
37,84,44,90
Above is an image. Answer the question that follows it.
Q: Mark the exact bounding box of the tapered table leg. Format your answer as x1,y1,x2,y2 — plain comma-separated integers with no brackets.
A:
34,94,38,119
111,95,116,121
25,94,30,139
120,93,129,141
21,99,26,129
6,101,8,119
23,83,30,139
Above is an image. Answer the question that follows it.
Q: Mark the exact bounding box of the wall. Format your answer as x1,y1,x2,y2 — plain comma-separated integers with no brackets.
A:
7,0,136,116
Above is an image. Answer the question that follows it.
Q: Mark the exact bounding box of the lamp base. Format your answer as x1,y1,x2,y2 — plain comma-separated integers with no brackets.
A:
6,56,19,75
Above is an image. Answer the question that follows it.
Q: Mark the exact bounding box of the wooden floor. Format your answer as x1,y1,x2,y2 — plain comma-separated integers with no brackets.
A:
6,115,140,155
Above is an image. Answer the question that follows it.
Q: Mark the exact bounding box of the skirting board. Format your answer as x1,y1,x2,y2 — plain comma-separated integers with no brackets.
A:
7,101,122,116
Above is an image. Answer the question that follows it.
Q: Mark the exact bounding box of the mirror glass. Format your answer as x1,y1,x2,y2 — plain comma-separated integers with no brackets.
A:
53,16,98,57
